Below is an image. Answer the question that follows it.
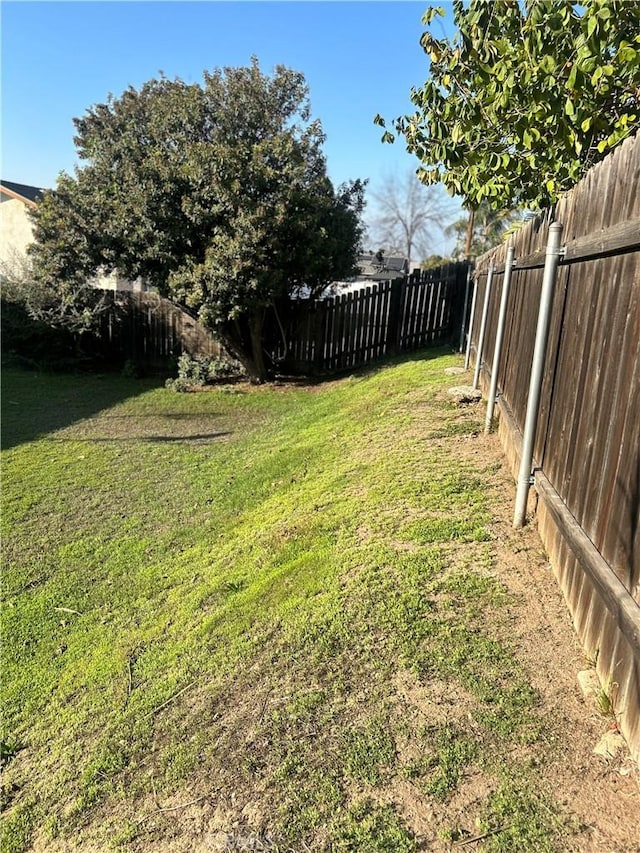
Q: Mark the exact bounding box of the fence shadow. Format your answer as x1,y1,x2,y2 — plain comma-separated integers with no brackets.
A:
44,431,232,445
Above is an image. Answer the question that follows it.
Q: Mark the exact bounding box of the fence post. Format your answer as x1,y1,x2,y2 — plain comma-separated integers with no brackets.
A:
458,262,474,353
484,244,515,433
513,222,564,528
387,278,404,355
464,274,479,370
472,264,495,390
313,300,326,373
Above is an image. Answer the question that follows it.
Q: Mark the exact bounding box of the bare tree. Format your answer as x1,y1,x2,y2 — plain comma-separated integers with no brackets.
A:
367,170,456,266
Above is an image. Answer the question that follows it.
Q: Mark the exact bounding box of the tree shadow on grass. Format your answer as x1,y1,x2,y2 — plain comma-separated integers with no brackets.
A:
45,432,232,445
1,368,165,451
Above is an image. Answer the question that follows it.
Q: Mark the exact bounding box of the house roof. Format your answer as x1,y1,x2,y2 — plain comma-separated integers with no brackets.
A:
1,180,46,207
356,252,409,281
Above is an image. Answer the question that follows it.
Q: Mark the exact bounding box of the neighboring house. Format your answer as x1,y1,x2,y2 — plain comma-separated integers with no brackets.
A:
355,251,409,282
328,251,410,298
0,180,44,271
0,179,143,292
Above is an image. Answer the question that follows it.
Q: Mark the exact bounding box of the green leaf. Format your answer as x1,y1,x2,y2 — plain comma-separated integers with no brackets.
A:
422,6,445,26
539,55,556,74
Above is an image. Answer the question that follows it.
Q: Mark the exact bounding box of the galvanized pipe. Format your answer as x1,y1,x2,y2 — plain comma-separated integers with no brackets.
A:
484,245,515,433
472,264,494,390
458,263,474,353
464,274,479,370
513,222,564,528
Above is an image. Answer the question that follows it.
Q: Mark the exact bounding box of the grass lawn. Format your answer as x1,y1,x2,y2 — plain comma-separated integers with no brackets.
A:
0,353,588,850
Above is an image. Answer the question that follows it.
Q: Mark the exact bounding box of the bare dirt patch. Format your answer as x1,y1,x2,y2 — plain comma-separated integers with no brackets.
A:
441,413,640,852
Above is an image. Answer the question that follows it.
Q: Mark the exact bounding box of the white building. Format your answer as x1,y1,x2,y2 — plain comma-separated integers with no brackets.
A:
0,180,142,292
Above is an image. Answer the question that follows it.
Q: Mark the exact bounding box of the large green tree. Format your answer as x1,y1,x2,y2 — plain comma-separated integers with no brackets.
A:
376,0,640,210
30,60,365,381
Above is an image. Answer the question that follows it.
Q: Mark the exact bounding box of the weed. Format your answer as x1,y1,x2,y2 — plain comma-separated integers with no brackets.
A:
165,353,246,391
277,772,344,842
0,739,22,768
404,517,491,543
422,724,479,801
221,579,246,594
0,801,35,853
595,680,618,718
430,419,480,439
331,799,416,852
343,719,396,784
478,778,565,852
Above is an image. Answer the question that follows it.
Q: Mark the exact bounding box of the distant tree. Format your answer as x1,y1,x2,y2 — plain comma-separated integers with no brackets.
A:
367,170,456,265
420,254,450,270
29,60,365,382
447,204,524,258
376,0,640,210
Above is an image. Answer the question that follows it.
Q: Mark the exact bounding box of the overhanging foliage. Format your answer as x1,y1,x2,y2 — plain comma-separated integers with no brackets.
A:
376,0,640,209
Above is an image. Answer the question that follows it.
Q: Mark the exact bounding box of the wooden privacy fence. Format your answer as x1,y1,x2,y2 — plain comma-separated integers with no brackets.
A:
92,291,221,368
466,133,640,760
87,264,468,375
263,261,470,375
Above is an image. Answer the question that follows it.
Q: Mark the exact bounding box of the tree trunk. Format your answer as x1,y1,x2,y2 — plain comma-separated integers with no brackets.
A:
464,209,476,259
216,313,268,384
248,311,267,384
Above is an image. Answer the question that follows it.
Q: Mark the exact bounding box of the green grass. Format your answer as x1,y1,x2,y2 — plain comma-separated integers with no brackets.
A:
1,353,569,851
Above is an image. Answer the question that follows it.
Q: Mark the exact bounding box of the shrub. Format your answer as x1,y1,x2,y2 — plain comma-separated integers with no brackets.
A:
165,353,246,392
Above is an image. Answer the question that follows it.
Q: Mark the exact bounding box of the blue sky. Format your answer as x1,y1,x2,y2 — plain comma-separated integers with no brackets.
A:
1,1,459,254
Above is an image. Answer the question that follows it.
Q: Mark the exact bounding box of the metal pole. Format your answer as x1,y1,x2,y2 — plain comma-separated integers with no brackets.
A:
472,264,494,390
464,274,479,370
513,222,564,528
484,244,515,433
458,263,473,353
